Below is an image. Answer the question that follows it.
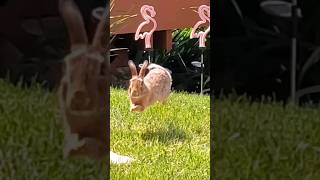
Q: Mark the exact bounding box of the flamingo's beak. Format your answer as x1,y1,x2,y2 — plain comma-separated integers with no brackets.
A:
150,9,156,17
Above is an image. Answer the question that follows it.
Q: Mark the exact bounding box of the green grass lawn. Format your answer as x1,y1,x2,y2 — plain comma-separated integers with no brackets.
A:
0,80,107,179
3,77,320,179
214,97,320,179
110,88,210,179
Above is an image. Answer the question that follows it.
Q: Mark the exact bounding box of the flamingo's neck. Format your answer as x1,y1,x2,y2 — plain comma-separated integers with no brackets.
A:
200,11,209,22
198,6,210,22
204,14,210,22
149,18,156,31
142,9,156,33
142,9,153,21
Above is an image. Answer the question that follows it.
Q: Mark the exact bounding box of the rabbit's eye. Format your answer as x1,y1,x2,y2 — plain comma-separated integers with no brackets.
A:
84,72,89,82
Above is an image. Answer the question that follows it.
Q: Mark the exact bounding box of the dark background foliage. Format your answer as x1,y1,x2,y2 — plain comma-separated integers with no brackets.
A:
0,0,104,89
213,0,320,104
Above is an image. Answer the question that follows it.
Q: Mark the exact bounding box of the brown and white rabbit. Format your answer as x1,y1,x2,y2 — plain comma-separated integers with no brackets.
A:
58,0,109,160
128,60,172,112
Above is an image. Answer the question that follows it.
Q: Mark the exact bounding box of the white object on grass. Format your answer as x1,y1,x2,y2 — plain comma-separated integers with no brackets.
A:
110,151,134,164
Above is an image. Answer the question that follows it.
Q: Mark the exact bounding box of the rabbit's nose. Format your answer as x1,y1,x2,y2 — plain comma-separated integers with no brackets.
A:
74,91,87,99
70,91,90,110
131,91,139,97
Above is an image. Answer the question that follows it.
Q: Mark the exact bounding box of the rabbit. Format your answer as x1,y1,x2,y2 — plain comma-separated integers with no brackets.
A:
57,0,110,160
128,60,172,112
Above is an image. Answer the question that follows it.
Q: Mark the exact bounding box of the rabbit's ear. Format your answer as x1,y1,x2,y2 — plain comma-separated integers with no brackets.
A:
139,60,149,77
59,0,88,50
128,60,138,76
92,7,109,52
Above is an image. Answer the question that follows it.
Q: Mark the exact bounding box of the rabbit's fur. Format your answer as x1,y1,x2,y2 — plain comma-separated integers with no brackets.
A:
58,0,109,160
128,60,172,112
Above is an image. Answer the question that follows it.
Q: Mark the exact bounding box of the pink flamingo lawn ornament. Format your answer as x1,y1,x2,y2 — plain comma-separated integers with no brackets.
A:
190,5,210,48
190,5,210,95
135,5,157,63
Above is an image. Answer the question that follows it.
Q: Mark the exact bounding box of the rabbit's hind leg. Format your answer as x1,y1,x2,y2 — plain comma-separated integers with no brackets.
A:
160,93,171,105
160,99,168,105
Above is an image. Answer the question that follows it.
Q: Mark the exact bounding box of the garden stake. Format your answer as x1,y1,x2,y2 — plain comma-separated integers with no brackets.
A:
135,5,157,64
200,47,205,95
145,48,152,63
191,5,210,95
291,0,298,104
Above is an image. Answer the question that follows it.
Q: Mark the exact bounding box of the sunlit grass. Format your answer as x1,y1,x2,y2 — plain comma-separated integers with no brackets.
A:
110,87,210,179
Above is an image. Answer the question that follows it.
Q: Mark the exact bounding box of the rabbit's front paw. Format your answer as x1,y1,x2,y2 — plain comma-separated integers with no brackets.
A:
130,104,144,112
63,133,86,158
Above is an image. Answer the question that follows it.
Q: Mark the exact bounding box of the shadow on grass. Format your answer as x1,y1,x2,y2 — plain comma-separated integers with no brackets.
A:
141,123,187,144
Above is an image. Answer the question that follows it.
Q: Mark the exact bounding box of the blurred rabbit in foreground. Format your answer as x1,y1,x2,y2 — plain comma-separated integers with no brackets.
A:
58,0,134,164
58,0,109,160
